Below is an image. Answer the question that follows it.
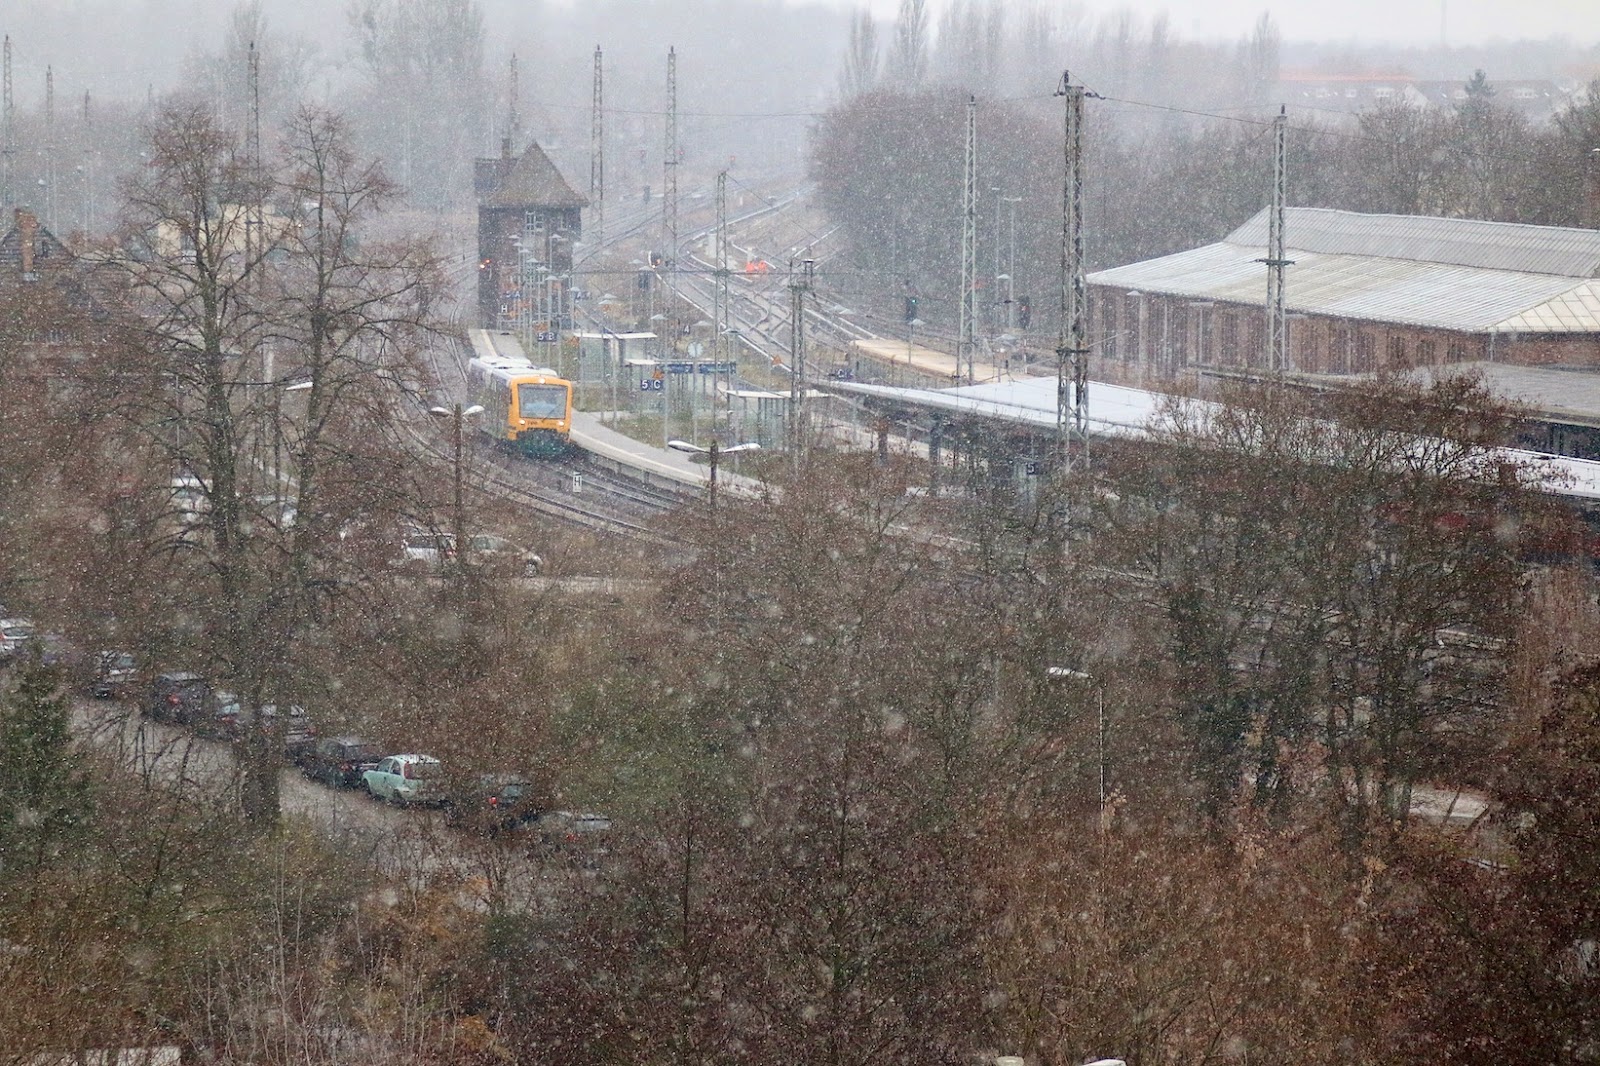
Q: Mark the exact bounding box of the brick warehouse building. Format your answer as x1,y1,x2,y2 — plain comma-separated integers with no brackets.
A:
475,138,588,331
1085,208,1600,379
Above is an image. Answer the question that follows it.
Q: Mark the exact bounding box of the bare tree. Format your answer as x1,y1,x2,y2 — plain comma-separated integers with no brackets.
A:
347,0,488,211
115,100,445,824
837,8,880,100
888,0,930,89
1093,376,1533,834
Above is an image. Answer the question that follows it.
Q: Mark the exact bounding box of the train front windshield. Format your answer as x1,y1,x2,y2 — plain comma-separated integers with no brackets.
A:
518,384,568,420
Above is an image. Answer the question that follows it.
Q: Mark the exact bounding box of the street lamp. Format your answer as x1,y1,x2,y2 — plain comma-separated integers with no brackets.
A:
997,273,1015,332
271,379,313,501
1047,665,1107,831
428,403,484,572
667,438,759,509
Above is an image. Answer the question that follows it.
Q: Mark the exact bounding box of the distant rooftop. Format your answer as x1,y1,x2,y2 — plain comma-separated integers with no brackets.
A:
478,140,588,211
1089,208,1600,334
1229,207,1600,277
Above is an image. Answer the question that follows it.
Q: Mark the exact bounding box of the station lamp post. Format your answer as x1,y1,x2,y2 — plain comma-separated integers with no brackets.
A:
429,403,484,573
271,379,313,501
667,438,760,509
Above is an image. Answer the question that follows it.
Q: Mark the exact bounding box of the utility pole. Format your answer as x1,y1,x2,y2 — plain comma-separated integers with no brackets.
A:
715,169,730,430
590,46,604,244
959,94,977,385
2,36,13,212
1055,71,1090,473
80,90,92,235
788,257,814,460
45,65,55,234
664,47,679,356
429,404,484,589
992,183,1002,339
1585,147,1600,231
1261,104,1292,373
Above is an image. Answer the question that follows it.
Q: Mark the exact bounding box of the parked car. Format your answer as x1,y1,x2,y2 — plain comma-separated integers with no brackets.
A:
92,650,139,699
442,773,539,834
464,534,543,577
398,529,455,572
144,672,211,725
297,736,385,789
363,754,444,806
195,690,243,739
0,618,38,662
258,704,316,758
200,700,316,756
527,810,612,860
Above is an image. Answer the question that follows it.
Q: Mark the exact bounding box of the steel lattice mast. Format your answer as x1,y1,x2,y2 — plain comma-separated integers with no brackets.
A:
959,94,977,385
45,64,55,233
590,46,603,243
1262,104,1292,373
664,47,677,269
2,36,14,211
664,46,678,355
1055,71,1089,471
789,257,813,459
248,42,262,277
715,169,730,425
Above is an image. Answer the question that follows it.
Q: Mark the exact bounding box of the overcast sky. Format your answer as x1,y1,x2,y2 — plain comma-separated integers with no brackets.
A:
840,0,1599,46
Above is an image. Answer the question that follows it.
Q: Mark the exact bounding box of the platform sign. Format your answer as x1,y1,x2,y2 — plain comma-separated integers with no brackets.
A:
664,361,695,374
536,331,557,343
697,361,737,375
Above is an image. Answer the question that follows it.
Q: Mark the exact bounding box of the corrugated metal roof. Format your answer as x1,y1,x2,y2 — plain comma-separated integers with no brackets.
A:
1228,207,1600,277
1091,241,1600,333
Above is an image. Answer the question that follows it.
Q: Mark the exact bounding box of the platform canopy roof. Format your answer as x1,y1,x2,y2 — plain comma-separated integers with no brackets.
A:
1088,207,1600,334
823,372,1600,500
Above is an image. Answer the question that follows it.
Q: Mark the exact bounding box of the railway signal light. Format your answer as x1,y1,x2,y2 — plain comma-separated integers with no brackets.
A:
1017,295,1032,329
904,295,919,324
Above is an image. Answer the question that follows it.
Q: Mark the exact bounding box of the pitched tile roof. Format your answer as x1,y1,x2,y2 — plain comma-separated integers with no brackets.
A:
479,141,588,210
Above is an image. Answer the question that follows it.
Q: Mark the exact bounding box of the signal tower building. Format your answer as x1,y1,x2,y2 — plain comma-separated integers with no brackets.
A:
475,138,589,332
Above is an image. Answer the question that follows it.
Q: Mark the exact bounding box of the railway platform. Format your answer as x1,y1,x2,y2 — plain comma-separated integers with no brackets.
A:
851,337,1033,387
570,411,763,500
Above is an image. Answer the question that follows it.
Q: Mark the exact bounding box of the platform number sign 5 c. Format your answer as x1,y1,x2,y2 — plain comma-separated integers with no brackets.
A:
640,378,664,391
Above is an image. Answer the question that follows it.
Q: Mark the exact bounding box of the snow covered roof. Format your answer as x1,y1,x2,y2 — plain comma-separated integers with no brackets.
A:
823,374,1600,501
1089,208,1600,335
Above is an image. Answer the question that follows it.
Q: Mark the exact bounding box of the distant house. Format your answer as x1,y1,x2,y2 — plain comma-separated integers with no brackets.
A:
1275,73,1429,116
475,138,588,330
1275,72,1572,123
1,206,68,285
1085,207,1600,378
0,207,123,352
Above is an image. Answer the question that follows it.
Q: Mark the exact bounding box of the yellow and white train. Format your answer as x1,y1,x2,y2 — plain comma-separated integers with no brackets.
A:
465,329,574,456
